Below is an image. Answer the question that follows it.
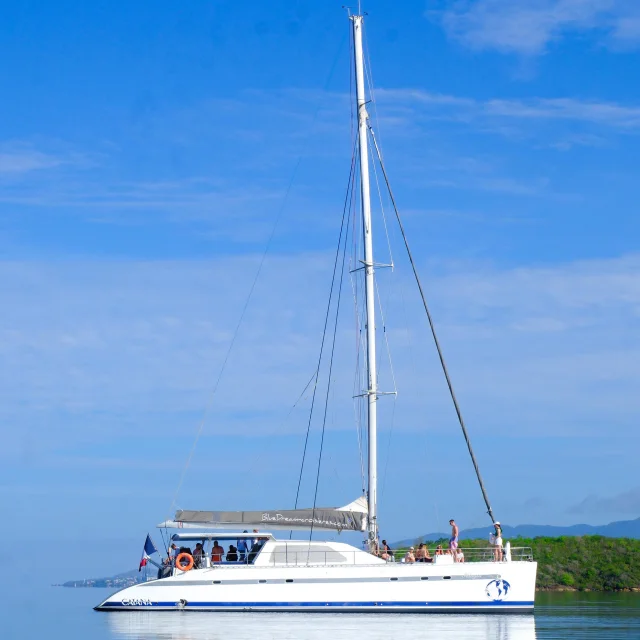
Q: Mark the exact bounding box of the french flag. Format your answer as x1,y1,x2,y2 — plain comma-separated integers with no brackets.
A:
139,534,158,571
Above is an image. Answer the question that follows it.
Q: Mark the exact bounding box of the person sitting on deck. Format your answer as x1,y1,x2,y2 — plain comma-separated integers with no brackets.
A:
455,547,465,563
415,543,427,562
211,540,224,564
226,545,238,562
380,539,393,561
169,543,179,564
404,547,416,563
435,544,444,555
157,555,173,579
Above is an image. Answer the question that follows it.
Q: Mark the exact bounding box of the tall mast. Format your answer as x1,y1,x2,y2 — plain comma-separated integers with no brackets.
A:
351,14,378,547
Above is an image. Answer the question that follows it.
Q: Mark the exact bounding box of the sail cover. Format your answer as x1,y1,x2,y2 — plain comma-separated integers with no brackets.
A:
173,497,368,532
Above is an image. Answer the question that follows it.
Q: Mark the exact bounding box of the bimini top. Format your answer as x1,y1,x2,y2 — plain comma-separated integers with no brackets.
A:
159,497,368,532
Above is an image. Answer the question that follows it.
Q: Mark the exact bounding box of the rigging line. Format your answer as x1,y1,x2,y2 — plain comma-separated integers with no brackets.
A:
347,174,366,493
369,133,394,268
349,16,355,153
309,179,352,545
292,137,358,514
363,23,384,161
349,263,366,491
245,370,317,476
374,276,398,499
367,124,496,524
167,31,348,518
159,526,169,559
381,394,397,499
168,242,274,516
374,278,397,394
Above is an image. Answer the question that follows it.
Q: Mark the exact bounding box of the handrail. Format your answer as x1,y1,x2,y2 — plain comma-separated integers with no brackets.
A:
167,545,534,571
259,546,533,567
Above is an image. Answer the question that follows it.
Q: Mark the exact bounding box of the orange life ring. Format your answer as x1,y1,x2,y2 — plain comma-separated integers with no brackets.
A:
175,553,194,571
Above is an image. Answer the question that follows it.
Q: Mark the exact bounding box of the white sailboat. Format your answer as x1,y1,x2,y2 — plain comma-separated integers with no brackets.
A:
96,11,537,613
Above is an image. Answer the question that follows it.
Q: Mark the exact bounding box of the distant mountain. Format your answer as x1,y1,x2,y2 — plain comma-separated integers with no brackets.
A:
391,516,640,548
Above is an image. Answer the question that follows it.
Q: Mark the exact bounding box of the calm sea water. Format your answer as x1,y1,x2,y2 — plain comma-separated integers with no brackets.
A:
3,587,639,639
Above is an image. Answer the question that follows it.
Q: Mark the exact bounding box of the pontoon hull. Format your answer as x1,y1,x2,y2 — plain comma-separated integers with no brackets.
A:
95,561,536,613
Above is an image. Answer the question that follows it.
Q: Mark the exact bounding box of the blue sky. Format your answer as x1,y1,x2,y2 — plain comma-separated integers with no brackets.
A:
1,0,640,579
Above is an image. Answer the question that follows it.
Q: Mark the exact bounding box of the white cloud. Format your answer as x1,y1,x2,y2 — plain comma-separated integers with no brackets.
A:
1,252,638,464
438,0,640,55
0,147,67,174
375,89,640,130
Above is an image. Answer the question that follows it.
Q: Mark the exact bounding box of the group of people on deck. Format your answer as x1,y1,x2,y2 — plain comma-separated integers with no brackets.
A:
376,519,505,563
402,541,465,563
165,530,266,569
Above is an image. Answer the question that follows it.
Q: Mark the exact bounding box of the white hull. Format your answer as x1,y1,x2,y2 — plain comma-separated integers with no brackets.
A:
96,560,536,613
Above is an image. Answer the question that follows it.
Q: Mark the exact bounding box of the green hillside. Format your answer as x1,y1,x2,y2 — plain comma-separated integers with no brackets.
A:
395,535,640,591
516,535,640,591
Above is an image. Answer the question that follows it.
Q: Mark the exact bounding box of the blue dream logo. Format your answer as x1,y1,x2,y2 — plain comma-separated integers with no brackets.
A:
485,579,511,601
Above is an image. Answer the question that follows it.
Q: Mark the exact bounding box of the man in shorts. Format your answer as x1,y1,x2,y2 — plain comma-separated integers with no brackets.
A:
449,519,459,552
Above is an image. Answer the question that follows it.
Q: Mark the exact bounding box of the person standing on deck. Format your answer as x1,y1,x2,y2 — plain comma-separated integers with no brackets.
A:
449,519,459,552
211,540,224,564
237,531,249,563
492,522,503,562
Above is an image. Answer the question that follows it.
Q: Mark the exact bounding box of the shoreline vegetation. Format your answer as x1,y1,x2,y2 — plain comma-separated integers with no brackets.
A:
398,535,640,592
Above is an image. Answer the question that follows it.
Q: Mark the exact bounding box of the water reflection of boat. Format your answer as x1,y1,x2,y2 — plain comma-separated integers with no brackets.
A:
107,611,536,640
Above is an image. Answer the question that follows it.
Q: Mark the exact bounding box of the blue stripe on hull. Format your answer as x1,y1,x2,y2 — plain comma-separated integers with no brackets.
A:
98,600,534,611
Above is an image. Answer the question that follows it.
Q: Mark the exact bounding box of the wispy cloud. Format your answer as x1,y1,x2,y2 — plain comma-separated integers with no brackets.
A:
1,251,638,461
0,144,69,174
375,89,640,130
437,0,640,55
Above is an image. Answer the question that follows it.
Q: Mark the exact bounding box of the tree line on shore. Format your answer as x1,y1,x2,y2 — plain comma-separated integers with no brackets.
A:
396,535,640,591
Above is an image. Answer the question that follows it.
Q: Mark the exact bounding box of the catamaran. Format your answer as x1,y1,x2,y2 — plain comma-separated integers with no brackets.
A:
96,11,537,613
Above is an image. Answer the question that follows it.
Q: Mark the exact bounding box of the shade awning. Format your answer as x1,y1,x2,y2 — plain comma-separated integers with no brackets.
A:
171,497,368,532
